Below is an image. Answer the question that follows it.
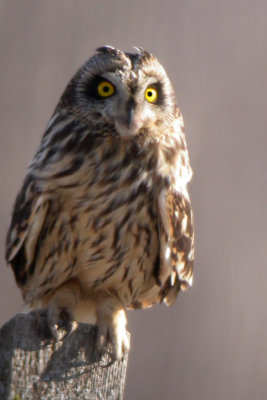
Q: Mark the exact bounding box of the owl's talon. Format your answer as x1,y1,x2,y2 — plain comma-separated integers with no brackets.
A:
96,332,107,354
96,307,129,362
47,306,77,341
49,323,60,340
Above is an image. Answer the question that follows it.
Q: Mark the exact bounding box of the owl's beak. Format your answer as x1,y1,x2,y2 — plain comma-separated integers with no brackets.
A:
125,98,136,129
115,97,143,137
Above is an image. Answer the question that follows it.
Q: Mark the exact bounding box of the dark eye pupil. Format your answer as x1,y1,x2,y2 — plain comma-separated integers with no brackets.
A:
147,91,152,97
103,86,109,92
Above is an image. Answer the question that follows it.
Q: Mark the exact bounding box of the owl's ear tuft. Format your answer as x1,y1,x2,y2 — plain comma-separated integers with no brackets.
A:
96,46,124,57
96,45,115,53
133,47,154,61
133,46,144,54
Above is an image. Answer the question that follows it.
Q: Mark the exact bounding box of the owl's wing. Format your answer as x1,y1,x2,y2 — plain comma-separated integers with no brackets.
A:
157,185,194,305
5,174,50,287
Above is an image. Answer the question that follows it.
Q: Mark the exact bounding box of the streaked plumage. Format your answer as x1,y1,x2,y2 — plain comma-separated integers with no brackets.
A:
6,46,194,360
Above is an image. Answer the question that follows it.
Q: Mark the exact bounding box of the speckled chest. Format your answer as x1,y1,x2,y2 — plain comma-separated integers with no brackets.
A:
60,138,162,279
35,135,165,302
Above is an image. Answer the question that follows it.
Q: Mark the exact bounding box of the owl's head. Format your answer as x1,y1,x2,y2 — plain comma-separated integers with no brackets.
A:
59,46,178,139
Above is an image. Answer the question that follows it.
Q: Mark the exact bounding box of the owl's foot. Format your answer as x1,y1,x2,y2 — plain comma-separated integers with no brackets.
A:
96,292,130,362
43,278,81,340
47,305,78,341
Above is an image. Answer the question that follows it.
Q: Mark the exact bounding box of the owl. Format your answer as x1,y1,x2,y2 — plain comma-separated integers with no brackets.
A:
6,46,194,361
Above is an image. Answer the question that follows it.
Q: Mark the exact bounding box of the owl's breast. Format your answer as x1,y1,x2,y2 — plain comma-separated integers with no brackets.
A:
28,141,165,307
70,159,161,306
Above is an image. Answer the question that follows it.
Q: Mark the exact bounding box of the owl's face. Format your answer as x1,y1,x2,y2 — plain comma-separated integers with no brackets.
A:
60,46,177,139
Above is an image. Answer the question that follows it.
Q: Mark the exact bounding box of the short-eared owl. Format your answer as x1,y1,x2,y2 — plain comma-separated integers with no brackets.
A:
6,46,194,360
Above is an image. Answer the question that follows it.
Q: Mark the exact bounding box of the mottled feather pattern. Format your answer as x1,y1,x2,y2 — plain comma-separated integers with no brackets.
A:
6,47,194,360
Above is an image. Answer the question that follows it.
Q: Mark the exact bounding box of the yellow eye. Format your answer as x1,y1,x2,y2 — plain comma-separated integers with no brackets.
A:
97,80,115,97
145,87,158,103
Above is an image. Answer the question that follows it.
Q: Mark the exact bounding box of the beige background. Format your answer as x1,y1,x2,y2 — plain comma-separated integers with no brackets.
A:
0,1,266,399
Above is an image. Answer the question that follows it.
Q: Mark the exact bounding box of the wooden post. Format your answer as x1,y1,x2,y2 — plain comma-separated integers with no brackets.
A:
0,311,129,400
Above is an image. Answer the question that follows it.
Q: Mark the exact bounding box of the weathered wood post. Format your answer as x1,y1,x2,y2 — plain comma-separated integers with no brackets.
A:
0,311,129,400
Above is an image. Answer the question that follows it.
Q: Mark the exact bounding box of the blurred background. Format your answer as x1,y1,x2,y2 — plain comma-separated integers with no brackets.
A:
0,1,266,399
